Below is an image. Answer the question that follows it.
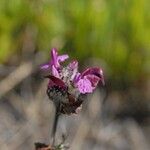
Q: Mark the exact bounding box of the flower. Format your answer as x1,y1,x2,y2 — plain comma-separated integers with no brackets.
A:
41,48,104,114
75,67,104,94
41,48,69,78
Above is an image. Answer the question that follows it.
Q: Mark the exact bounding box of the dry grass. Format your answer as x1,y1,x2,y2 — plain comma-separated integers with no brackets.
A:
0,53,149,150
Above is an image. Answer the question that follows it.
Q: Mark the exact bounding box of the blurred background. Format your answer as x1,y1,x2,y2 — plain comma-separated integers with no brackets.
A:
0,0,149,149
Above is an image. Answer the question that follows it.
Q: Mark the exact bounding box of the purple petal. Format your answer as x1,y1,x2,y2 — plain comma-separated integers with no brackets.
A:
51,48,69,68
81,67,104,85
58,54,69,62
68,60,78,70
51,48,60,68
85,74,100,88
40,64,50,70
81,67,103,77
51,65,60,78
73,73,81,83
51,48,58,59
77,77,93,94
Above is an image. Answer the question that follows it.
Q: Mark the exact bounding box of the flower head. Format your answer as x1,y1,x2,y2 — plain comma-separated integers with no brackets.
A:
41,48,104,114
41,48,69,78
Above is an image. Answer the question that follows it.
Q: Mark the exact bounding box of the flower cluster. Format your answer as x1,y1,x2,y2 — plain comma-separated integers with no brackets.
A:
41,48,104,114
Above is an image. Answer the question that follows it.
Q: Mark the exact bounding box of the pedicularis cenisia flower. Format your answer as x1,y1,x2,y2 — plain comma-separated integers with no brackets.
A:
41,48,104,115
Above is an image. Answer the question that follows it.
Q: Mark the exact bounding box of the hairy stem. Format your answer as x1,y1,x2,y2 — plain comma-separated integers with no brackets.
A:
51,103,60,146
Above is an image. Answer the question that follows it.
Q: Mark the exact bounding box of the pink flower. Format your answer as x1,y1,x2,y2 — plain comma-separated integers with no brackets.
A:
75,67,104,94
41,48,104,114
41,48,69,78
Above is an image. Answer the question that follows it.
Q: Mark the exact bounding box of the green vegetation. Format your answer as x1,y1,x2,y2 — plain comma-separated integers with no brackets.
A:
0,0,149,83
